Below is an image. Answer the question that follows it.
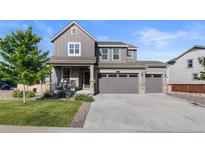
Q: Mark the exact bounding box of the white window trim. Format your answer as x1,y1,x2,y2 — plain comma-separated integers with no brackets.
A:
186,59,193,68
100,48,109,61
71,26,77,35
127,51,134,58
68,42,81,56
112,48,121,61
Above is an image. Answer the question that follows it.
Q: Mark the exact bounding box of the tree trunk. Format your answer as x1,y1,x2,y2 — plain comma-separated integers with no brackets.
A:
23,84,26,103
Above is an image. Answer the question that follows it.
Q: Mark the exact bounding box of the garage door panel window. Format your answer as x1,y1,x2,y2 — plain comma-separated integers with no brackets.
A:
153,74,162,78
108,74,117,77
146,74,152,78
119,74,127,77
98,74,107,78
129,74,138,77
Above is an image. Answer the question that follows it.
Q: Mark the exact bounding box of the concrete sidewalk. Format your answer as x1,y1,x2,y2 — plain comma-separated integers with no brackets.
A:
0,125,167,133
1,124,200,133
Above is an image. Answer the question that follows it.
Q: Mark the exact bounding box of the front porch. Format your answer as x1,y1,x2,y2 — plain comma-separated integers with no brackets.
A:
50,65,95,94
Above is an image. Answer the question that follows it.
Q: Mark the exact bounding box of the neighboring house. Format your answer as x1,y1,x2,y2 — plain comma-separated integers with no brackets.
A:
167,45,205,93
18,21,168,94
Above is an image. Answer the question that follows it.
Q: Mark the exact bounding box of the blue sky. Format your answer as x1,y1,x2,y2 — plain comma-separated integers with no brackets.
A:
0,20,205,62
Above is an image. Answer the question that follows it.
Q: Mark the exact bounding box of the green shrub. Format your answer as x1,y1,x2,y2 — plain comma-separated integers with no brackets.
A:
12,90,35,98
43,90,51,98
17,91,23,98
58,90,66,98
12,90,23,98
74,94,94,102
12,90,18,98
26,91,35,98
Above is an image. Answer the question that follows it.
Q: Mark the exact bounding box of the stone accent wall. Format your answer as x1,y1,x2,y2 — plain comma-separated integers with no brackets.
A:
163,85,168,93
138,84,145,93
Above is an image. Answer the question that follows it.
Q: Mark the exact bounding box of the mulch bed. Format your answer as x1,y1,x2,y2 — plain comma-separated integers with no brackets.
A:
168,93,205,107
70,102,91,128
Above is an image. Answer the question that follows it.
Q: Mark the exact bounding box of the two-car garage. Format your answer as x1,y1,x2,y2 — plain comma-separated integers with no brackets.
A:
98,73,163,94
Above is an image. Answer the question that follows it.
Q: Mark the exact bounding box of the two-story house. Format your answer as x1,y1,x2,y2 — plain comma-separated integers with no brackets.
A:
46,21,167,94
167,45,205,93
18,21,168,94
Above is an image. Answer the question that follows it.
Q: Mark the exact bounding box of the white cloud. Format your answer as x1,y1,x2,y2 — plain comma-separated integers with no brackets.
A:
134,28,201,48
33,21,54,35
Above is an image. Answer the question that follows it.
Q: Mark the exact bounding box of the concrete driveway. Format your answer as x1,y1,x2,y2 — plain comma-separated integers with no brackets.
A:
84,94,205,132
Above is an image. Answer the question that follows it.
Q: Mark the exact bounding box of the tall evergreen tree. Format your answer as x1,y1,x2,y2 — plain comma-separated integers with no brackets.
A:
0,26,52,103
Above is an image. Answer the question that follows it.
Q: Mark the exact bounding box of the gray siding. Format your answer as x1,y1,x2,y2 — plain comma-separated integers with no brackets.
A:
127,51,137,62
99,48,127,63
53,25,95,57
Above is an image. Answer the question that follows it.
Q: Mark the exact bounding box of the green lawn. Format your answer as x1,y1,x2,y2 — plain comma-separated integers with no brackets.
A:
0,99,82,127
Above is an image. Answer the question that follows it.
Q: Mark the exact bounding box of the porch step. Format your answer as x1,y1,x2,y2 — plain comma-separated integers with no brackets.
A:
76,90,93,95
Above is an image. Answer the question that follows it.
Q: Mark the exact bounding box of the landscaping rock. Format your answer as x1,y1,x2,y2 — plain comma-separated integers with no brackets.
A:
70,102,90,128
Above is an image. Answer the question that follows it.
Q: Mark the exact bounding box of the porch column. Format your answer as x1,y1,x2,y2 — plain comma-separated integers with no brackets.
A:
89,65,95,94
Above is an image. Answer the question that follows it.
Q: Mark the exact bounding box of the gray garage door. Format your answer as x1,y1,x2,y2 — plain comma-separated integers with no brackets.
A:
98,73,139,93
145,74,163,93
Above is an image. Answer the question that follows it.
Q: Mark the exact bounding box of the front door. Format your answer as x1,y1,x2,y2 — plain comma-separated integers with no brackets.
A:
83,72,90,89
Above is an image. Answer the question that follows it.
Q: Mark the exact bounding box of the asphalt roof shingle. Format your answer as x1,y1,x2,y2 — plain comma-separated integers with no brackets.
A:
97,41,137,49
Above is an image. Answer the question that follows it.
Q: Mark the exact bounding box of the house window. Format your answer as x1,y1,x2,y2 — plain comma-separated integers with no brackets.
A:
68,42,81,56
62,68,70,82
127,51,133,58
71,26,77,35
101,48,109,60
112,49,120,60
187,59,193,68
192,73,198,80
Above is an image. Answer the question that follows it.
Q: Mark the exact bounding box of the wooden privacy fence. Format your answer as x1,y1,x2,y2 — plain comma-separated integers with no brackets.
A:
171,84,205,93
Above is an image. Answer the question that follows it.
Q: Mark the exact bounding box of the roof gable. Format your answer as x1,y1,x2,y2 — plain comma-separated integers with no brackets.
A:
167,45,205,64
51,21,97,42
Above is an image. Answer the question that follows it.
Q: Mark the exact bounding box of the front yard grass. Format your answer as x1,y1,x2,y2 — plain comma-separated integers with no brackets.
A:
0,99,82,127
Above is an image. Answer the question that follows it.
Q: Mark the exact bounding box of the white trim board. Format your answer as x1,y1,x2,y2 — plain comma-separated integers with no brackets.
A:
68,42,81,56
51,21,97,42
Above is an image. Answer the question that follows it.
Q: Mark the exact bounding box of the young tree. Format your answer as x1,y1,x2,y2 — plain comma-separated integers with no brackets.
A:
0,26,52,103
197,57,205,80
